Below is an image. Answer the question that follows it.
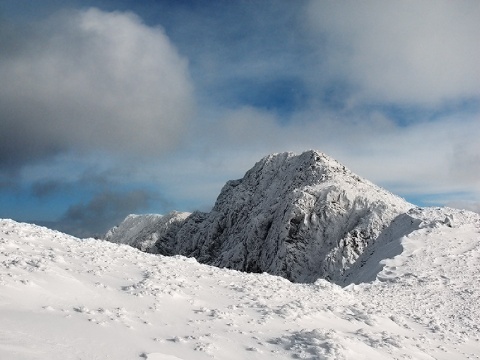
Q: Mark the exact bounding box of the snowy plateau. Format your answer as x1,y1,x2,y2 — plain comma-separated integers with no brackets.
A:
1,150,480,359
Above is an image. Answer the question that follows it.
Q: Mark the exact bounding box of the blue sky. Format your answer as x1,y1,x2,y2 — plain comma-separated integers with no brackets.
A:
1,0,479,237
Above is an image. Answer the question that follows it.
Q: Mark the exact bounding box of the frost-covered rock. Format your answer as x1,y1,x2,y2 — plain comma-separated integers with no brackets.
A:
106,150,413,283
104,212,190,253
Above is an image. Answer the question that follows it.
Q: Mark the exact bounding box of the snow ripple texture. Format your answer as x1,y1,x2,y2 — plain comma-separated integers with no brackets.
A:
107,150,413,283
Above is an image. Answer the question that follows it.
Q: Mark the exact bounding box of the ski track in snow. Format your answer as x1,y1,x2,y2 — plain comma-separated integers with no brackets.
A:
1,212,480,359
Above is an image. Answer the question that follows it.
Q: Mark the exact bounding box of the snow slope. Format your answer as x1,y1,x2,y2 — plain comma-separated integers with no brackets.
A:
106,150,413,283
1,208,480,359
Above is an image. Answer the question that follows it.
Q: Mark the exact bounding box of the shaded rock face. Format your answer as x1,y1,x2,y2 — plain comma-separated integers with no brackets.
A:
106,150,413,283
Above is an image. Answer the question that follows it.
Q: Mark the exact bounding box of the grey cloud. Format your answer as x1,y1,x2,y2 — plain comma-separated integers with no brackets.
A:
450,141,480,186
31,180,68,198
305,0,480,106
0,8,194,170
447,200,480,215
24,159,176,237
56,189,152,238
29,162,143,199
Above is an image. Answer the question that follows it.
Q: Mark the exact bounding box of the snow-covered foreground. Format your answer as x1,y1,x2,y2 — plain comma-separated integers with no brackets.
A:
1,208,480,359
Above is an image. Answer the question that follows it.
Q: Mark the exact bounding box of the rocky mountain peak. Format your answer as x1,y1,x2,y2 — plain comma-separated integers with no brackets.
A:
106,150,413,283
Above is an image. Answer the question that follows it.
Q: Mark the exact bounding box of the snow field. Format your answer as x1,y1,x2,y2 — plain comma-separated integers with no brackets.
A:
1,210,480,359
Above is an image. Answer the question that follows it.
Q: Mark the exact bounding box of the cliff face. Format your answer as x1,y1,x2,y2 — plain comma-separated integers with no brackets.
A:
106,150,413,283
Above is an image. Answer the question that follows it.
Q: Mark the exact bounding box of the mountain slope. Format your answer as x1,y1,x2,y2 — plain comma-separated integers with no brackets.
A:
1,210,480,359
105,212,190,253
107,150,413,283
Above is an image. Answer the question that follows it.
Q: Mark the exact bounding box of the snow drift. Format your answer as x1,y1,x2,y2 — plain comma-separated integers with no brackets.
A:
106,150,413,283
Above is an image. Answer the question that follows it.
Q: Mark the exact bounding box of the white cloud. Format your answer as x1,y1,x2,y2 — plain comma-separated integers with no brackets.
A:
342,115,480,195
446,200,480,214
162,104,479,209
0,8,194,167
306,0,480,106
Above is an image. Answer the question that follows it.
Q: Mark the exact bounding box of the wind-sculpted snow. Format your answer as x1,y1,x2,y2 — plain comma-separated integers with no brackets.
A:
107,150,413,283
1,211,480,359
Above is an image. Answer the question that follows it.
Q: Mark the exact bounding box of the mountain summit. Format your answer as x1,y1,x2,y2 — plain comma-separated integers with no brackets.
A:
106,150,413,283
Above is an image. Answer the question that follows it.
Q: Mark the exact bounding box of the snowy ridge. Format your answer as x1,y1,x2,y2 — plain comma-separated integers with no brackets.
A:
352,207,480,346
105,212,190,252
343,206,480,285
107,150,413,283
1,212,480,359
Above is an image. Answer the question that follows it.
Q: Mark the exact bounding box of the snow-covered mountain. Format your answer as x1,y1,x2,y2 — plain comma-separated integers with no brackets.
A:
2,150,479,359
1,205,479,359
106,150,413,283
105,212,190,252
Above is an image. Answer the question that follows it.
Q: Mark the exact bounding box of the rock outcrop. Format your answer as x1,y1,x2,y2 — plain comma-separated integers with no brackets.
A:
106,150,413,283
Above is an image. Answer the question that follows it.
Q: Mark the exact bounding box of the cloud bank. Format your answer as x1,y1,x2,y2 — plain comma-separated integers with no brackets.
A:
305,0,480,106
56,189,152,238
0,8,194,169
